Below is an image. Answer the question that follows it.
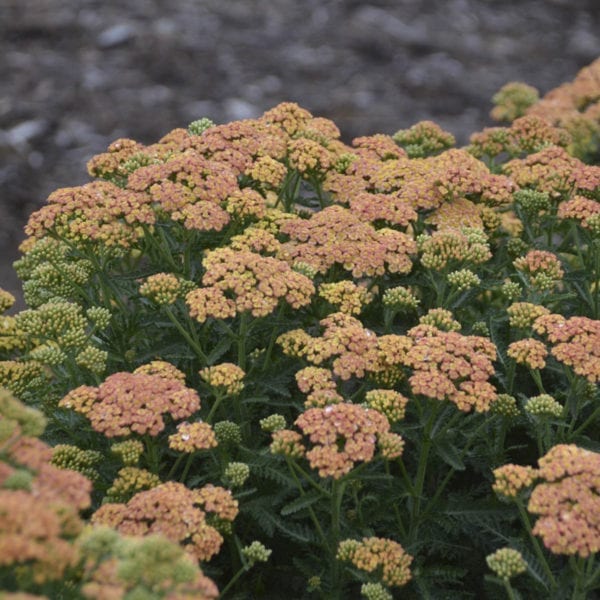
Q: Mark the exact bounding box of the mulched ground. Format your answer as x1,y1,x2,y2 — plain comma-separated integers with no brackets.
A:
1,0,599,303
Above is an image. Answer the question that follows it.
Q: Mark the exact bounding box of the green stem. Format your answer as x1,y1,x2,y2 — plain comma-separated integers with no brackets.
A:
237,312,249,371
529,368,546,394
515,499,557,589
179,452,195,484
386,461,407,537
166,453,186,480
206,392,226,424
219,563,249,598
164,306,207,363
330,479,347,597
503,579,518,600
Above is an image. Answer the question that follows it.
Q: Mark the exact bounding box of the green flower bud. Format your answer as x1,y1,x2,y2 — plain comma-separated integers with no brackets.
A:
259,413,286,432
188,117,215,136
214,420,242,446
3,469,34,490
242,541,272,565
525,394,563,418
490,394,520,418
86,306,112,329
223,462,250,488
486,547,527,580
382,286,420,311
447,269,481,292
361,582,393,600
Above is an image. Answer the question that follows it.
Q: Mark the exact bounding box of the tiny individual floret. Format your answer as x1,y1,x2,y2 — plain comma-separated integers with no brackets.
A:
105,467,162,503
525,394,563,418
382,286,420,311
492,464,537,499
213,420,242,446
490,394,520,418
507,338,548,369
188,117,215,135
111,439,145,466
491,82,540,122
337,537,413,587
447,269,480,292
270,429,306,459
223,462,250,488
486,547,528,580
365,389,408,423
259,413,286,432
242,541,272,565
200,362,245,395
168,421,218,453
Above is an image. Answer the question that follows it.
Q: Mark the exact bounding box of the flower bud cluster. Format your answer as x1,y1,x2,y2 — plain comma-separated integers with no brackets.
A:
486,547,527,580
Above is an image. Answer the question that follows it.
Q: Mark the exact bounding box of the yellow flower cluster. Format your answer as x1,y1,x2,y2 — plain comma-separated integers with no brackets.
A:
318,280,374,315
507,338,548,369
199,362,245,395
168,421,218,453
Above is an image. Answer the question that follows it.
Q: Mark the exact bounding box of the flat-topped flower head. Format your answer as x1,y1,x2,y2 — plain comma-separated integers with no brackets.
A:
418,227,491,271
139,272,193,305
392,120,455,157
337,537,413,587
279,205,416,278
200,363,245,395
347,192,418,228
133,360,186,383
365,390,408,423
295,366,342,408
270,429,306,459
295,403,394,479
404,327,497,412
507,302,551,329
533,314,600,383
558,195,600,229
513,250,564,290
58,372,200,437
525,394,563,418
105,467,161,503
168,421,217,453
92,481,235,561
491,82,540,122
507,338,548,369
319,281,374,315
418,308,461,332
493,464,537,499
528,445,600,557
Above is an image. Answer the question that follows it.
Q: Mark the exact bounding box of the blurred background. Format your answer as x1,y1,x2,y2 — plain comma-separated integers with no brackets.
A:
1,0,599,302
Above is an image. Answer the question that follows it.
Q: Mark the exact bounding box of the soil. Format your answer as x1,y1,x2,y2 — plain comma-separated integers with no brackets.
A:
1,0,599,305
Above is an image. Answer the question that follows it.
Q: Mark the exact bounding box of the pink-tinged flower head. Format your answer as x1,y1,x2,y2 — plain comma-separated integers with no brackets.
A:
533,314,600,383
493,464,537,499
168,421,218,453
404,328,497,412
92,481,236,561
279,205,415,278
558,195,600,229
59,372,200,437
513,250,564,290
337,537,413,587
200,363,246,395
295,366,343,408
295,403,395,479
528,445,600,557
347,192,418,228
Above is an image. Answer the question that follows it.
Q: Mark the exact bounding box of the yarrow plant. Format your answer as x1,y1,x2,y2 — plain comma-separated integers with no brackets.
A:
1,58,600,598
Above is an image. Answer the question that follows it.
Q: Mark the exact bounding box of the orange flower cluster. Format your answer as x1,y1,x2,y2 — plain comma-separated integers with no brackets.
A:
533,314,600,383
337,537,413,587
347,191,418,228
168,421,217,453
404,326,497,412
294,403,400,479
279,205,416,278
529,444,600,557
507,338,548,369
58,372,200,437
199,363,245,395
295,366,343,408
186,247,314,321
492,464,537,499
25,181,154,248
92,481,237,561
558,195,600,229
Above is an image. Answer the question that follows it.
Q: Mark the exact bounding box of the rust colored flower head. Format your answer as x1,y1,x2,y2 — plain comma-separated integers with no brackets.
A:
261,102,313,136
404,329,497,412
528,445,600,557
347,192,418,228
225,188,268,220
337,537,413,587
533,314,600,383
492,464,537,499
295,403,391,479
507,338,548,369
245,155,288,191
59,372,201,437
92,481,234,562
168,421,218,453
200,363,245,395
279,205,416,278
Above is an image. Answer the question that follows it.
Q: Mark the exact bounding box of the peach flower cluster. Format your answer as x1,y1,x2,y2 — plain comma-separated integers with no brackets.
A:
533,314,600,383
294,403,402,479
337,537,413,587
295,366,343,408
92,481,237,561
199,363,246,395
168,421,218,453
59,371,200,437
507,338,549,369
529,444,600,557
404,326,498,412
186,247,314,321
